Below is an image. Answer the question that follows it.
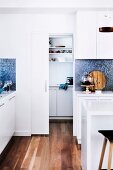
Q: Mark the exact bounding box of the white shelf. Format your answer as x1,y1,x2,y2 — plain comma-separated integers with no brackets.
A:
49,61,73,63
49,47,72,49
49,53,72,55
49,34,73,63
49,34,72,38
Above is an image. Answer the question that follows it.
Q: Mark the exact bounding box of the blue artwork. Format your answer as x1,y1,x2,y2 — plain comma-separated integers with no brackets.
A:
75,59,113,91
0,58,16,91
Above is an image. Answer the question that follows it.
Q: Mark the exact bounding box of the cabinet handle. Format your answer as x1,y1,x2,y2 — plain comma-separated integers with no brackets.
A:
0,103,4,107
9,96,15,101
45,80,47,92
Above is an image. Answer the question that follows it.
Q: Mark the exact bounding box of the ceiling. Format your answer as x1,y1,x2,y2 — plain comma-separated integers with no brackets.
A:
0,0,113,14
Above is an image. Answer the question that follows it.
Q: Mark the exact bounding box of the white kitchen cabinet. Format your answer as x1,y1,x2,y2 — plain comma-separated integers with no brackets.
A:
57,87,73,116
49,87,73,117
0,93,16,154
76,11,97,59
8,95,16,137
31,32,49,134
76,11,113,59
49,87,57,116
97,11,113,59
0,99,8,154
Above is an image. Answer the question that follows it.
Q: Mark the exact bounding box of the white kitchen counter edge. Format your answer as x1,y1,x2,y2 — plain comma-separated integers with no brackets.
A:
75,91,113,96
0,91,16,101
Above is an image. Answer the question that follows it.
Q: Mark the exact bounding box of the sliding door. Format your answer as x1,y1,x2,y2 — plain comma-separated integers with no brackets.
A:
31,32,49,134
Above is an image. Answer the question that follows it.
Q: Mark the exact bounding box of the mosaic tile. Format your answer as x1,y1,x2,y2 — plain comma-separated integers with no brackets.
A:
75,59,113,91
0,58,16,90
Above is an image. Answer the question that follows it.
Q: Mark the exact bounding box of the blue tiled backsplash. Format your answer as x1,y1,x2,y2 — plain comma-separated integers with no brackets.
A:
75,59,113,91
0,59,16,90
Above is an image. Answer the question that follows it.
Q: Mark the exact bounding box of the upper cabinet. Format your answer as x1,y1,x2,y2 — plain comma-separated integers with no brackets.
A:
76,11,97,59
97,11,113,59
76,11,113,59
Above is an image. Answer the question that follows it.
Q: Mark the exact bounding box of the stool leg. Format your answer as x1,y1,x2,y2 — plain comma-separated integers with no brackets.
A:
107,142,113,170
98,138,107,170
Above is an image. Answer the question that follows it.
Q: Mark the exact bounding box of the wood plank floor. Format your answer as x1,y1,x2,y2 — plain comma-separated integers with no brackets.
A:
0,123,81,170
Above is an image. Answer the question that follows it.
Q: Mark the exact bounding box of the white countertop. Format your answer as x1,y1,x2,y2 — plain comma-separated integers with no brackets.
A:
0,91,16,100
49,85,73,87
75,91,113,96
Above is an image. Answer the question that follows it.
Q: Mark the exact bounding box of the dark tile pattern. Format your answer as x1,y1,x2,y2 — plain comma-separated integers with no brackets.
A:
75,59,113,91
0,59,16,90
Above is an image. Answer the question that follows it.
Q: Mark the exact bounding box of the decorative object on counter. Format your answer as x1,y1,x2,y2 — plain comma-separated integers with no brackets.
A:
0,81,3,93
0,88,3,94
49,39,52,47
89,70,106,91
2,80,13,91
59,83,68,90
49,58,56,62
81,84,94,93
81,72,95,93
49,49,72,54
81,72,94,85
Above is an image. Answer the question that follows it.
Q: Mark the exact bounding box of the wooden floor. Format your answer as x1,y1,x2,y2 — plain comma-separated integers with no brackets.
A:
0,123,81,170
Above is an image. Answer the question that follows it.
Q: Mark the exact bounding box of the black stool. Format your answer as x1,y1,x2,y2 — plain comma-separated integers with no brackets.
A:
98,130,113,170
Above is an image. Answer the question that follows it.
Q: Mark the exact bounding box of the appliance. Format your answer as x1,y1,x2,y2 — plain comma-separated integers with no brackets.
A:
66,77,73,85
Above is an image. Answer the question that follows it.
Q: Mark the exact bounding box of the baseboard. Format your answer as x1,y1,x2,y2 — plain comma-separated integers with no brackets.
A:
77,139,81,145
49,118,73,123
75,137,81,150
49,116,73,120
14,131,31,136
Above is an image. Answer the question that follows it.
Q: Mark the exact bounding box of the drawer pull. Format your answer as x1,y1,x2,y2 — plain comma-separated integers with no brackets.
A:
0,103,4,107
9,96,15,101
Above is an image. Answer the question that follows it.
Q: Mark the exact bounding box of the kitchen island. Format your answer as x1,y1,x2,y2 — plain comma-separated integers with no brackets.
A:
73,91,113,144
81,100,113,170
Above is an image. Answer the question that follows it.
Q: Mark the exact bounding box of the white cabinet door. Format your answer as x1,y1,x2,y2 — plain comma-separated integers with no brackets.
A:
49,88,57,116
97,12,113,59
0,94,16,154
8,95,16,137
76,11,97,59
57,88,73,116
0,101,8,154
31,32,49,134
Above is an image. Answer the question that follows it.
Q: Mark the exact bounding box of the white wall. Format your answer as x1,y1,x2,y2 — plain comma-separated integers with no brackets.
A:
49,62,73,86
0,0,113,8
0,13,75,135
